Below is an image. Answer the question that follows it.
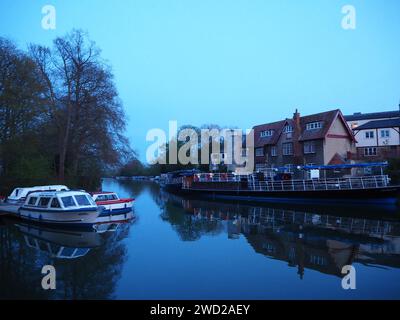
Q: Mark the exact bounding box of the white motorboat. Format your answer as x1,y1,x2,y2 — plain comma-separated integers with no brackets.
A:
18,190,100,226
6,185,69,204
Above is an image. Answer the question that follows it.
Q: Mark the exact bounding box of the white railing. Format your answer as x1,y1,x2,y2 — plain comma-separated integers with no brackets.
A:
184,174,390,191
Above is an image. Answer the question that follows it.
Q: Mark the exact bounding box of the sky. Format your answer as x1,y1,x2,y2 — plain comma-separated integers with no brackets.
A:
1,0,399,162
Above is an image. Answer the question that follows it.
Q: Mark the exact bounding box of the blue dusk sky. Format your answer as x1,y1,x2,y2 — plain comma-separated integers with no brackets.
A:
1,0,399,161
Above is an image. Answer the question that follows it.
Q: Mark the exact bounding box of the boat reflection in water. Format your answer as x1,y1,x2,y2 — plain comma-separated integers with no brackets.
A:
0,214,134,299
160,191,400,279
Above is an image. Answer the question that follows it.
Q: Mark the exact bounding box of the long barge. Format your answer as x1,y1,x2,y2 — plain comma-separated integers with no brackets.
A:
162,163,400,205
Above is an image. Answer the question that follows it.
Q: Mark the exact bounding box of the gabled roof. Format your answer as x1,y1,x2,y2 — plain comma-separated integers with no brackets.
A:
253,120,286,146
298,110,340,141
328,153,346,165
253,109,355,147
344,110,400,121
354,118,400,130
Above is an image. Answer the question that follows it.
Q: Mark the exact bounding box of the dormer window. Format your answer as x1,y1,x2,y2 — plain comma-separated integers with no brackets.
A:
306,122,323,130
283,125,293,133
260,129,274,138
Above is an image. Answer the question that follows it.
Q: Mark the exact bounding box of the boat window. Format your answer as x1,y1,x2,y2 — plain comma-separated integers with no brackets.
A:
28,197,38,205
38,197,51,207
106,194,118,200
60,247,76,257
96,195,107,201
74,195,91,206
75,248,90,256
50,198,61,208
61,196,77,208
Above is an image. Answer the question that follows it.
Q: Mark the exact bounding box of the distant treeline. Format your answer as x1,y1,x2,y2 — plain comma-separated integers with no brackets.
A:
0,30,133,191
118,124,234,177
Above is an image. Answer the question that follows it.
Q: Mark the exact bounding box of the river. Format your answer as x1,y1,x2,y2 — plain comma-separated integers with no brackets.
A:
1,178,400,299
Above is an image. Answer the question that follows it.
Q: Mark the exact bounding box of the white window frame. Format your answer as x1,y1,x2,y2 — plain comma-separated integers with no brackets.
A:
283,125,293,133
380,129,390,138
303,141,316,154
306,122,323,130
260,130,273,138
271,146,277,157
282,143,293,156
365,131,374,139
255,148,264,157
364,147,377,156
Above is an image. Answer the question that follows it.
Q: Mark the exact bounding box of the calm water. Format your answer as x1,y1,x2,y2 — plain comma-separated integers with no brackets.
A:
1,178,400,299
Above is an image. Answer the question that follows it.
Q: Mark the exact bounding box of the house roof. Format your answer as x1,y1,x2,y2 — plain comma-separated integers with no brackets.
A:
298,110,340,142
328,153,346,165
344,110,400,121
253,120,286,146
253,109,354,147
354,118,400,130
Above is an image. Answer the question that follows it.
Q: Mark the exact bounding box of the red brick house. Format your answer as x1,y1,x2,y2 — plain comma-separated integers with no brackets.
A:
253,109,356,172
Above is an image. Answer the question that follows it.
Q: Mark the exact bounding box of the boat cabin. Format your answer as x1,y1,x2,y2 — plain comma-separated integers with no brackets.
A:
23,190,97,211
7,185,69,204
91,192,119,202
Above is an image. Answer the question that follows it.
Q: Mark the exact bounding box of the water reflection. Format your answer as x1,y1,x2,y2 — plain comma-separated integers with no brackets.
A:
0,215,134,299
158,191,400,279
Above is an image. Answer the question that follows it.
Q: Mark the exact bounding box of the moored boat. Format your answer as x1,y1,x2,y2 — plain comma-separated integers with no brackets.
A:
17,190,100,226
90,192,134,219
5,185,69,205
167,163,400,205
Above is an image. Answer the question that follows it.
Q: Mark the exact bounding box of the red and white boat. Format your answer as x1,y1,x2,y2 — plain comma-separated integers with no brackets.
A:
90,192,134,222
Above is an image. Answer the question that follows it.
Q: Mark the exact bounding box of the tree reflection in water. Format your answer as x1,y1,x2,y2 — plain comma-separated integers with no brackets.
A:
0,217,134,299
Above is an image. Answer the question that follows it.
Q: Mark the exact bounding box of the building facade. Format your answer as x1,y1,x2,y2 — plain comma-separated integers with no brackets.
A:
345,110,400,160
253,109,356,172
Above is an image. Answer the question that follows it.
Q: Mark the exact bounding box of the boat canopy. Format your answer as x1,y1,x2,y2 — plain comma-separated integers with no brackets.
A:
299,162,388,171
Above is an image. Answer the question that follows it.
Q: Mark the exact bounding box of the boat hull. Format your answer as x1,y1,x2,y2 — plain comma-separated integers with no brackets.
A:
178,185,400,205
17,207,100,227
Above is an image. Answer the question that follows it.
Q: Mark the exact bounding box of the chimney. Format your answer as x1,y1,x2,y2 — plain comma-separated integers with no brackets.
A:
293,109,301,162
293,108,300,127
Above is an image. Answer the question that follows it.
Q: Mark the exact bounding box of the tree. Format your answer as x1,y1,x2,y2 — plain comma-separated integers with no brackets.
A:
30,30,132,181
0,38,48,176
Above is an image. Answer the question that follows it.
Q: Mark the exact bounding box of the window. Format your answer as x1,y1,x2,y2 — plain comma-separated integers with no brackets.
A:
271,146,277,157
255,148,264,157
61,196,76,208
260,130,273,138
106,194,118,200
364,147,377,156
28,197,38,205
380,129,390,138
283,125,293,133
74,195,91,206
304,141,316,154
38,197,51,207
306,122,323,130
282,143,293,155
365,131,374,139
50,198,61,208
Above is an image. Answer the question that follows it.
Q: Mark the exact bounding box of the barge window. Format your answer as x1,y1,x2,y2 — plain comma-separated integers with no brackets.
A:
74,195,91,206
61,196,76,207
50,198,61,208
106,194,118,200
38,197,51,207
28,197,38,205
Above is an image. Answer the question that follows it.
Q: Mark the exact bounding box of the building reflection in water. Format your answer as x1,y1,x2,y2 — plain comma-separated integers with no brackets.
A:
159,191,400,279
